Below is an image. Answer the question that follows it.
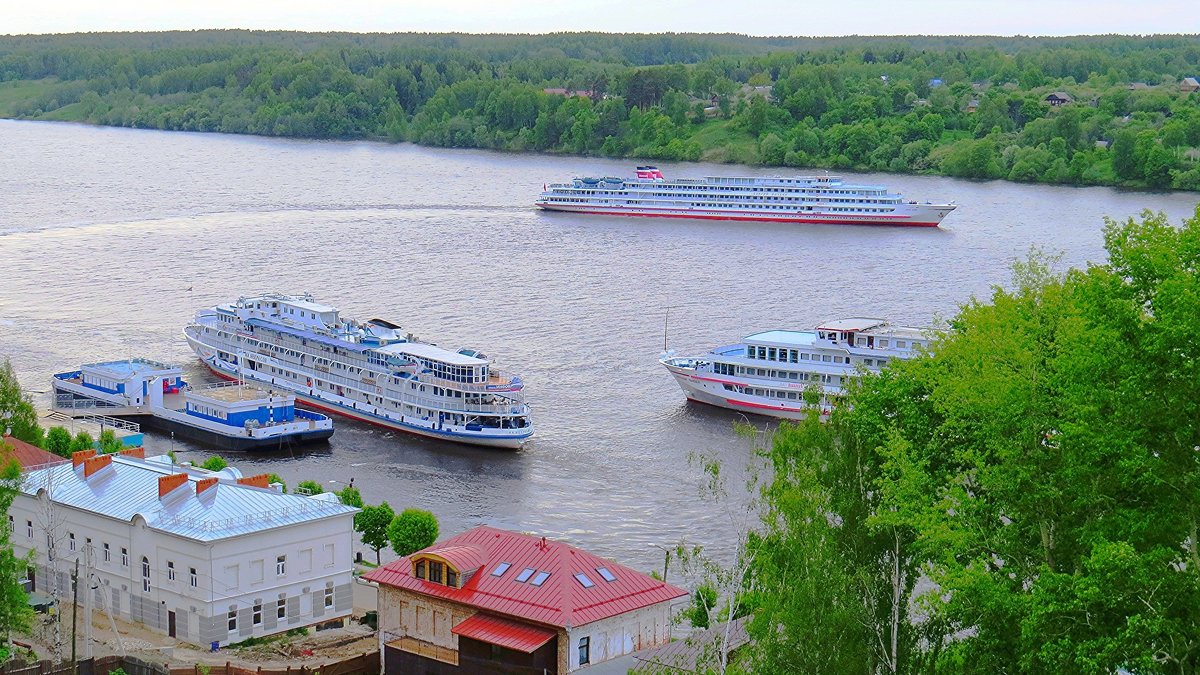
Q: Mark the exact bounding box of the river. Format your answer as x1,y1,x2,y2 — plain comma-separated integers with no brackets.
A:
1,119,1197,573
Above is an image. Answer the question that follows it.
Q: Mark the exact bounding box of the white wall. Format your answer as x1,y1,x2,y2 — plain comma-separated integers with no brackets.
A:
565,601,673,671
10,489,355,647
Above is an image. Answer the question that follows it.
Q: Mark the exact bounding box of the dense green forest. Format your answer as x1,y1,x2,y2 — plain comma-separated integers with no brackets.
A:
3,32,1200,189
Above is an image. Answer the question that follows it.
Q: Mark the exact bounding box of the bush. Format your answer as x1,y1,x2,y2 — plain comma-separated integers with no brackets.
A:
45,426,72,458
388,508,439,556
297,480,324,495
200,456,227,471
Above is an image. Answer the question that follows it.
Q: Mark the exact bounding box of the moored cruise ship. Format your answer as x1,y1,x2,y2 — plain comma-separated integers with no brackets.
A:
537,166,956,227
184,294,532,448
661,318,935,419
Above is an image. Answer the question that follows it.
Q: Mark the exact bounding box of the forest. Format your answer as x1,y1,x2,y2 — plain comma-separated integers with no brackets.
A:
2,32,1200,189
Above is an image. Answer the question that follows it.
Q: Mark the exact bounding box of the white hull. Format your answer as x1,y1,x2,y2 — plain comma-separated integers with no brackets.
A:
535,202,954,227
185,331,530,449
662,361,821,421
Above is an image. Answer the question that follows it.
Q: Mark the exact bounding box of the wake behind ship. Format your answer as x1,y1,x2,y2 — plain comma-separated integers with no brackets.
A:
537,166,956,227
184,294,532,449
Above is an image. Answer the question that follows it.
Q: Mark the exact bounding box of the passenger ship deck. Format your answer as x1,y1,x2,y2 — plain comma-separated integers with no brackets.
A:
184,294,532,449
661,318,934,419
537,167,955,227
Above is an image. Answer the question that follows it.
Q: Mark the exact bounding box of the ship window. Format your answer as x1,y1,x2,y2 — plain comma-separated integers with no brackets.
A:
822,355,832,362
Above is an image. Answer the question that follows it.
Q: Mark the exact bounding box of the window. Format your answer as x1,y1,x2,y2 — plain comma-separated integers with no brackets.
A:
122,548,128,567
515,567,536,583
596,567,617,582
228,606,237,631
429,561,444,584
103,543,110,563
167,561,175,582
276,555,286,576
253,601,262,625
574,572,595,588
277,595,287,619
26,520,32,539
324,582,334,608
446,569,457,587
190,567,198,588
141,557,151,593
415,560,426,579
579,637,590,665
531,571,550,586
491,562,512,577
69,533,76,552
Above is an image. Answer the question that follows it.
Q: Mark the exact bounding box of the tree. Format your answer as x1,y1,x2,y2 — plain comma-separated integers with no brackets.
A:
336,486,363,508
266,473,287,492
0,444,33,644
296,480,324,495
199,456,227,471
97,429,123,454
68,431,94,454
355,501,395,564
0,359,43,448
44,427,72,458
387,508,439,557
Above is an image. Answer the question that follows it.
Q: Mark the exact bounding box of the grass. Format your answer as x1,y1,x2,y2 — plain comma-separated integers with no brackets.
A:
688,120,759,164
0,78,61,116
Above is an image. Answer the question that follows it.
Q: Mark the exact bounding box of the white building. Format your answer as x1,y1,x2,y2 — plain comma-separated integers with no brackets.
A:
11,449,358,647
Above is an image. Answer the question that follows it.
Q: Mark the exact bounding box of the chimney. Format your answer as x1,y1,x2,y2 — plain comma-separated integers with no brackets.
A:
196,477,218,495
83,454,112,478
72,449,97,468
158,473,190,499
119,447,145,459
236,474,271,489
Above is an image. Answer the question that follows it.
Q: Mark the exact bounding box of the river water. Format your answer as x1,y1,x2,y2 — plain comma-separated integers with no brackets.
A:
1,119,1197,573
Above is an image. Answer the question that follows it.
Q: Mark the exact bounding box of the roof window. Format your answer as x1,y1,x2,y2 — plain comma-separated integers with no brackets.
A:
531,571,551,586
515,567,536,583
596,567,616,582
491,562,512,577
574,572,595,588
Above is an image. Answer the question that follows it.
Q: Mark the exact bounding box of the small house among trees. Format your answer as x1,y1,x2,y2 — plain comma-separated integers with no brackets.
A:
1181,77,1200,93
1045,91,1074,106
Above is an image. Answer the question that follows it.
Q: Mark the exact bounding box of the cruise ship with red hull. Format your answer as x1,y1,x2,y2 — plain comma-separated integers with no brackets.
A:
537,166,956,227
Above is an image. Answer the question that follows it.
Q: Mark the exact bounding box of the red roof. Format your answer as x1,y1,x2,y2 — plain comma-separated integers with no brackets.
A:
451,613,556,653
364,526,687,628
2,435,68,471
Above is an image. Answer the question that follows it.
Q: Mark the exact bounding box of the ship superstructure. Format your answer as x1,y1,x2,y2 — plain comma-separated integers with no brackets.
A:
184,294,532,448
661,318,934,418
537,167,956,227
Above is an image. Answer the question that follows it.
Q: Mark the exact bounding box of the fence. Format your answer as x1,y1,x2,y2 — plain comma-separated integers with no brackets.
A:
0,652,378,675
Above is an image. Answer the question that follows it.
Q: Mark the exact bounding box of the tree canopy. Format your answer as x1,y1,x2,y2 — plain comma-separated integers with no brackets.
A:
388,508,439,557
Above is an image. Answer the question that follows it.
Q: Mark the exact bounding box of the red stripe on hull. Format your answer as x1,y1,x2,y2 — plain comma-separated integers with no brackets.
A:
203,366,441,440
536,205,940,227
724,397,807,414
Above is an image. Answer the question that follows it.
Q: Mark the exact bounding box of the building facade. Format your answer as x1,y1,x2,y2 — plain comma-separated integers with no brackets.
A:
10,451,357,647
365,526,687,674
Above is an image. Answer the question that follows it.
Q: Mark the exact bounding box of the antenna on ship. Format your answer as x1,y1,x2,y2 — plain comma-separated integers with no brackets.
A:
662,305,680,352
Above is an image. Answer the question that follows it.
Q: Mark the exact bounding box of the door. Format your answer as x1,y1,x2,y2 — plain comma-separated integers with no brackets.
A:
168,610,176,638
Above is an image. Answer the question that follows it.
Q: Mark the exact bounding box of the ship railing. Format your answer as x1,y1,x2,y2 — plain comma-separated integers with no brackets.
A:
43,409,140,433
53,393,123,411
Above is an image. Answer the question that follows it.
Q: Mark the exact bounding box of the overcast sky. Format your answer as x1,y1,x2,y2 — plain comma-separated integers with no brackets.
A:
3,0,1192,37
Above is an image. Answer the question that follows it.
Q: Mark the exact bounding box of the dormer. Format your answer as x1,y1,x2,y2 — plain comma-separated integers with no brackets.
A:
411,545,485,590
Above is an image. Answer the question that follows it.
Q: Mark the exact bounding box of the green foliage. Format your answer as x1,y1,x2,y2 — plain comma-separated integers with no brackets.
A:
355,501,395,564
97,428,123,454
266,473,286,492
0,445,34,641
44,426,72,458
336,485,363,508
387,508,439,557
0,359,43,448
199,455,227,471
744,209,1200,671
68,431,94,454
1,33,1198,189
296,479,324,495
684,583,718,629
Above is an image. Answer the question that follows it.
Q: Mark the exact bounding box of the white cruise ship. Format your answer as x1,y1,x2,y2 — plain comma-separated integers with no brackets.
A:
537,166,956,227
660,318,934,419
184,294,532,448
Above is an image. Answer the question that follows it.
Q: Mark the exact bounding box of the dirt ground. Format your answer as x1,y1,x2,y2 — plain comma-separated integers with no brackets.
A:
19,603,378,668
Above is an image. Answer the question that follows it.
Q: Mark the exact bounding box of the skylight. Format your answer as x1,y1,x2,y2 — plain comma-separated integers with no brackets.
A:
574,572,595,588
596,567,617,582
515,567,536,583
531,571,551,586
491,562,511,577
